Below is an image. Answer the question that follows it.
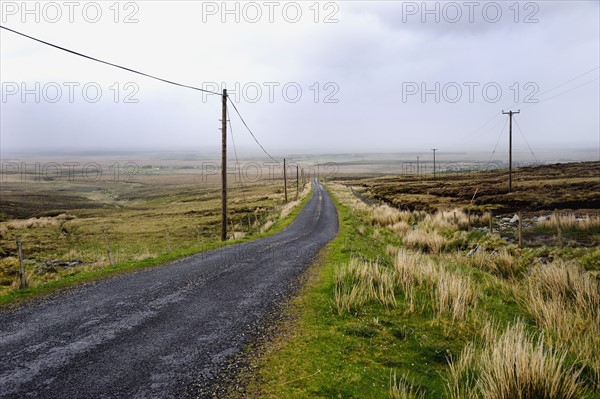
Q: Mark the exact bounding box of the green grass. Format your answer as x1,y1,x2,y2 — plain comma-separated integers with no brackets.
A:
242,184,600,398
244,190,464,397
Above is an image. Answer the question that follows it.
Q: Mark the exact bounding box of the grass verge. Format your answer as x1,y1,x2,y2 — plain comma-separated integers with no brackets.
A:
0,187,312,309
240,183,599,398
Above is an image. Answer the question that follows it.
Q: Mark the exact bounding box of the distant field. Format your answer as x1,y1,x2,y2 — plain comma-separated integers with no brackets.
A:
0,156,310,300
347,161,600,213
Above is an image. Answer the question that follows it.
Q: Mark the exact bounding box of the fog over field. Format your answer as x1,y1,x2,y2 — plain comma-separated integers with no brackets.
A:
1,1,599,157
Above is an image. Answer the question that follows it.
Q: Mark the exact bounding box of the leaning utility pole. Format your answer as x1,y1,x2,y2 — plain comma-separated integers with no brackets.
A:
221,89,228,241
432,149,438,179
502,110,520,193
296,165,299,199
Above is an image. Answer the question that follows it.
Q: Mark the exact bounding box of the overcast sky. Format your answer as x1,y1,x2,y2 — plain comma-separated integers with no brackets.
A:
1,0,599,158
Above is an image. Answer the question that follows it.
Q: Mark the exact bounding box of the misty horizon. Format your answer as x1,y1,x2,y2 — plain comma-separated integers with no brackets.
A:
1,1,599,156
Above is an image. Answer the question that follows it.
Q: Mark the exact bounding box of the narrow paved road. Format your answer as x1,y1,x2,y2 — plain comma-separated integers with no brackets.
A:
0,180,338,399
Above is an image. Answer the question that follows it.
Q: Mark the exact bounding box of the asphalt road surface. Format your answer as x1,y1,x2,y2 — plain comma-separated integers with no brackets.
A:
0,180,338,399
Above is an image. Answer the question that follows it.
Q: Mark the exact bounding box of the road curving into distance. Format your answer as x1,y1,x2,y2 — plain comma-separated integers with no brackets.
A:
0,180,338,399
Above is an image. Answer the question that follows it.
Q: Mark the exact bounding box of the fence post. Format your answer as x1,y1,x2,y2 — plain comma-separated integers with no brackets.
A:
102,230,114,266
555,210,562,245
489,212,493,234
467,209,471,232
16,238,27,289
166,225,172,252
518,211,523,248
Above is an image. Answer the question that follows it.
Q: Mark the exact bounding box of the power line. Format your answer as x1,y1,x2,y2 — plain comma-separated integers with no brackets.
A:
457,113,502,144
521,77,600,111
0,25,221,96
535,66,599,98
227,98,280,164
227,109,247,202
513,118,538,163
457,66,600,144
470,115,507,142
487,118,509,164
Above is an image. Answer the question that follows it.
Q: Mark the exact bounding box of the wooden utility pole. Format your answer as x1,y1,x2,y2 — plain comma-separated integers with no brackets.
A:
221,89,228,241
502,110,520,193
432,149,438,179
283,158,288,203
296,165,299,199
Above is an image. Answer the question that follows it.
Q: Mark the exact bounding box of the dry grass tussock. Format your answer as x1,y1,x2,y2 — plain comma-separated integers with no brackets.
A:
523,260,600,389
422,209,467,230
132,248,156,262
328,183,426,239
386,245,400,258
280,200,300,220
327,183,370,213
278,181,313,220
328,183,425,231
334,258,397,315
394,249,431,314
390,221,412,238
7,215,62,230
260,219,274,233
394,248,440,288
403,229,448,254
422,208,491,231
433,270,477,321
372,229,382,240
368,205,413,227
446,321,583,399
231,231,246,240
538,213,600,230
390,371,425,399
465,248,521,279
